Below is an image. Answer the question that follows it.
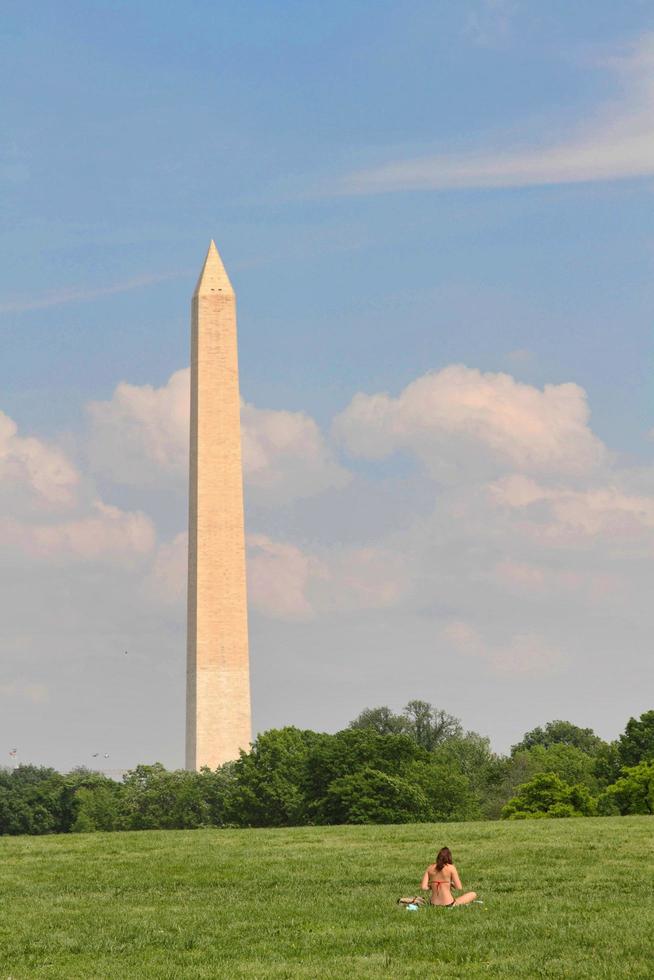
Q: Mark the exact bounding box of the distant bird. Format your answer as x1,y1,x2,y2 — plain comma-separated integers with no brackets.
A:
9,749,17,758
92,753,99,758
103,753,109,759
124,650,128,655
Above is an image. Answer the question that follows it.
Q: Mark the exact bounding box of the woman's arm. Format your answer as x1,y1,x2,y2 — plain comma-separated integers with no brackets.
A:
450,865,463,890
420,867,430,890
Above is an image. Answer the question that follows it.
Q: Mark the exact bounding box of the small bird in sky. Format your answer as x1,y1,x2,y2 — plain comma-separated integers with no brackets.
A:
92,753,99,758
103,753,109,759
9,749,17,758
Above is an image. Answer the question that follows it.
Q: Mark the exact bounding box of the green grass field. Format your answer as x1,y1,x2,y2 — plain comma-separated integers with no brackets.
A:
0,817,652,979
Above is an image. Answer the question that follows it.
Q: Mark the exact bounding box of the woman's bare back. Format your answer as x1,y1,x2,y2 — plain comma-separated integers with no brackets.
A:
421,862,477,907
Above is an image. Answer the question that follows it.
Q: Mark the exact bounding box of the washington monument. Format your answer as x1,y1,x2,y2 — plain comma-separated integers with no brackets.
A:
185,241,252,770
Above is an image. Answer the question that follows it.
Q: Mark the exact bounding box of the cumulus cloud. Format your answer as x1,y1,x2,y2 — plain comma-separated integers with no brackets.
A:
490,474,654,548
0,409,79,509
130,362,653,641
337,33,654,194
0,501,156,564
87,368,349,503
246,534,409,622
242,402,350,503
247,534,319,621
5,352,654,762
144,532,188,604
87,369,190,483
443,621,563,677
334,365,606,479
143,530,408,623
489,559,620,603
0,409,157,567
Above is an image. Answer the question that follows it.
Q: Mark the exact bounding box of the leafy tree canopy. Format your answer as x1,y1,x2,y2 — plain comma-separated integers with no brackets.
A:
347,706,408,737
616,711,654,768
319,768,431,825
502,772,596,820
349,700,462,752
222,727,326,827
599,760,654,816
511,720,605,757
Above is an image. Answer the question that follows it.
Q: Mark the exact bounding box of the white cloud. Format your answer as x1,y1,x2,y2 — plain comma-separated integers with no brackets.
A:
242,402,350,503
146,529,408,623
143,531,188,604
6,355,654,763
312,546,409,615
0,409,156,567
247,534,319,621
0,272,181,315
338,33,654,194
0,409,78,509
489,559,621,603
87,369,190,483
492,634,564,677
0,501,156,564
443,620,563,677
87,368,349,502
334,365,606,479
246,535,409,622
490,474,654,548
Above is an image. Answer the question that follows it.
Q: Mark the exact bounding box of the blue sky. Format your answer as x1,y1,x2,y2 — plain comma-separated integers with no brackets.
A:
2,1,654,771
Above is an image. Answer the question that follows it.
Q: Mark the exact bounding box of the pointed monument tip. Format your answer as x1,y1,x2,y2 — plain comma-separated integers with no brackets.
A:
194,239,234,296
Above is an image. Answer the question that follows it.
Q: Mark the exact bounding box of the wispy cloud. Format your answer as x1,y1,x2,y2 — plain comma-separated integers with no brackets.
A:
337,33,654,195
0,271,184,315
465,0,518,48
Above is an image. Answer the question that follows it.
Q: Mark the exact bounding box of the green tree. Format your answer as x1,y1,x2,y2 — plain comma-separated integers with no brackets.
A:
406,759,481,822
305,728,426,819
511,720,605,757
593,741,622,787
198,763,236,827
347,701,462,752
501,772,596,819
432,732,505,802
121,764,211,830
402,700,463,751
70,784,125,832
616,710,654,768
320,768,431,824
0,766,67,835
223,727,326,827
487,743,599,819
598,760,654,815
64,768,126,832
348,706,408,736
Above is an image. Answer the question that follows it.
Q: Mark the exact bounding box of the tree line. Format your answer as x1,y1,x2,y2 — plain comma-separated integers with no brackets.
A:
1,702,653,835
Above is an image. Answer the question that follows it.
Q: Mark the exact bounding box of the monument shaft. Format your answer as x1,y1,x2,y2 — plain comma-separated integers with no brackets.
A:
186,241,251,770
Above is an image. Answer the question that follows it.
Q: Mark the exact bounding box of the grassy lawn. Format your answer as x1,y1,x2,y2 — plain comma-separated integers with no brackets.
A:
0,817,652,979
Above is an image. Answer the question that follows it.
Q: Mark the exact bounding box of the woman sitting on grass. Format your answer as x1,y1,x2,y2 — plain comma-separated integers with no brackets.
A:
421,847,477,907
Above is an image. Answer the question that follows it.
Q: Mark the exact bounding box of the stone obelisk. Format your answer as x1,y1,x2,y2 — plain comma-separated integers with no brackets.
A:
186,241,251,770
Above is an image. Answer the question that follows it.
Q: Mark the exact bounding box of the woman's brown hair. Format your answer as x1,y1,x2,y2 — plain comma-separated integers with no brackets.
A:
436,847,452,871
